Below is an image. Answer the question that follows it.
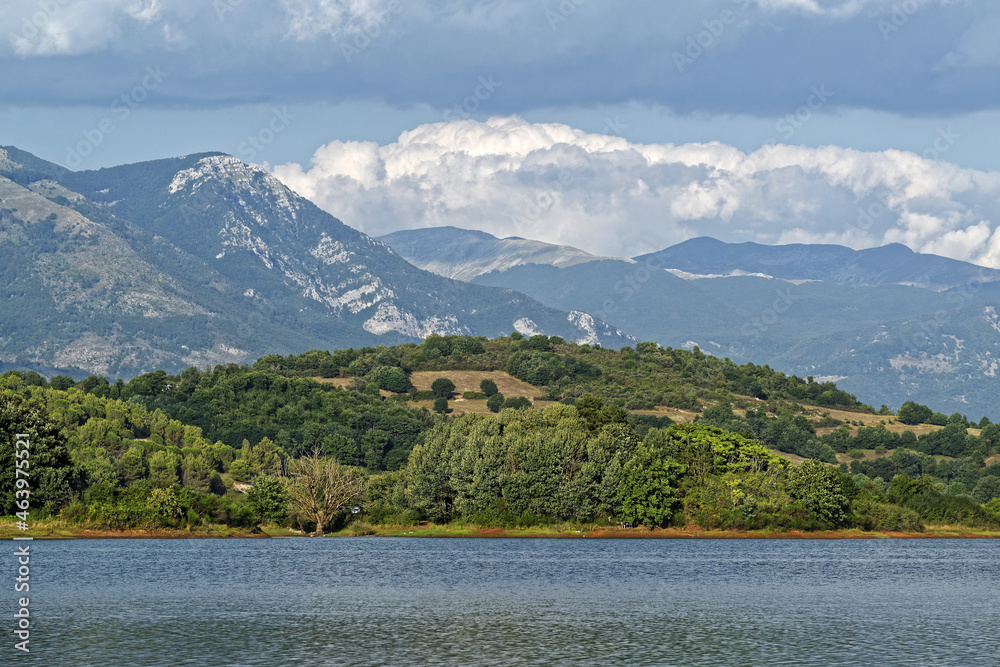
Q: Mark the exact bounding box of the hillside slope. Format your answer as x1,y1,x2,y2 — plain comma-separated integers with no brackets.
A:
0,147,630,377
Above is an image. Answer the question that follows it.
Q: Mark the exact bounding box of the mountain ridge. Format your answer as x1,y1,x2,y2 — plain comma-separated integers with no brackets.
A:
637,236,1000,291
0,147,630,378
379,226,1000,419
378,225,620,282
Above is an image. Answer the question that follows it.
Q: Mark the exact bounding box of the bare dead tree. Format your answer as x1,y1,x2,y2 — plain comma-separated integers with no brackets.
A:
286,451,366,536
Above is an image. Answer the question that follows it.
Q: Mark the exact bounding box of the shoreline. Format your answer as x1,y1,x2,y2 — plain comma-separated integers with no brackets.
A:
3,523,1000,540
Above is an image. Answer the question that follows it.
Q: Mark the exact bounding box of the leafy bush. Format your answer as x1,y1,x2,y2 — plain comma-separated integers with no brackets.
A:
618,443,685,528
246,476,290,524
367,366,413,393
486,393,505,413
786,460,854,528
897,401,933,425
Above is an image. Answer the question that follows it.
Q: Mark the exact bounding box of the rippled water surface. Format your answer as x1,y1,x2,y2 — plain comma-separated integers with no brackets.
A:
7,537,1000,665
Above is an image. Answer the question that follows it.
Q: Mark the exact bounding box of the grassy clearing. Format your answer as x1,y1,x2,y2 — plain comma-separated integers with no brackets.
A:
313,377,395,397
410,370,556,416
773,450,812,466
5,516,1000,540
408,370,539,397
316,371,958,442
807,406,973,438
630,407,700,423
0,516,266,539
317,370,558,416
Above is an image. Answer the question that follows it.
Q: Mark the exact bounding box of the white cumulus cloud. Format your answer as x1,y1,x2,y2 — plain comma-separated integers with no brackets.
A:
271,116,1000,267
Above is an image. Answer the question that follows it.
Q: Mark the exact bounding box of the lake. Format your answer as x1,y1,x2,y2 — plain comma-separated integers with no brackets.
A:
6,537,999,665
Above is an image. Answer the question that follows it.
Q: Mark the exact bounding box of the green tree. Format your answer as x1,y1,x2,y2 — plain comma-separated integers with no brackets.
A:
786,459,853,527
148,450,181,486
480,379,499,397
897,401,933,426
433,396,449,414
117,445,148,485
981,424,1000,449
228,458,253,482
0,387,75,515
246,475,290,524
899,430,918,449
502,396,532,410
928,412,948,426
50,375,75,391
232,437,285,481
367,366,413,393
431,378,456,399
405,422,460,523
618,443,686,528
486,393,505,413
147,486,182,524
973,476,1000,504
182,454,213,493
575,394,628,431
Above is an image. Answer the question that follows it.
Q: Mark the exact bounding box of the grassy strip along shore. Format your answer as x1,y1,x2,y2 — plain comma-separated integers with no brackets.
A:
4,517,1000,540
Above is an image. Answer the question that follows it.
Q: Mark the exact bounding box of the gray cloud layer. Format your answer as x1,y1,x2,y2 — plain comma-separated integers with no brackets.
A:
2,0,998,116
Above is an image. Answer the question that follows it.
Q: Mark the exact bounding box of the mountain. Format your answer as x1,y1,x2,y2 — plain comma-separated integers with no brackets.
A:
434,233,1000,420
377,226,614,281
637,236,1000,290
0,147,629,378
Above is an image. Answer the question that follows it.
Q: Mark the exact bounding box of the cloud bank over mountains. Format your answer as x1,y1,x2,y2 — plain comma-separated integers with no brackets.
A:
272,116,1000,267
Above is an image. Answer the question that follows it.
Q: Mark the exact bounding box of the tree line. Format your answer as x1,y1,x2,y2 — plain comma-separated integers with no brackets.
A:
3,332,1000,535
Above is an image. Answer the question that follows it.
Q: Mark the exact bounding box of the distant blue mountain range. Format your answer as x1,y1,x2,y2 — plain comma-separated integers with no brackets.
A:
383,227,1000,420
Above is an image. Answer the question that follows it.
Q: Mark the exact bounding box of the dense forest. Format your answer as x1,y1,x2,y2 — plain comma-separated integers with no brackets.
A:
2,333,999,535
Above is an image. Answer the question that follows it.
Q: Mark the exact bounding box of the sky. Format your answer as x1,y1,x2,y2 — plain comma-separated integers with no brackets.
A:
2,0,1000,264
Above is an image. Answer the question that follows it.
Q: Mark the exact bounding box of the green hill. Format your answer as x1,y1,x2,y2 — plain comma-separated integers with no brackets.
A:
3,334,999,536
